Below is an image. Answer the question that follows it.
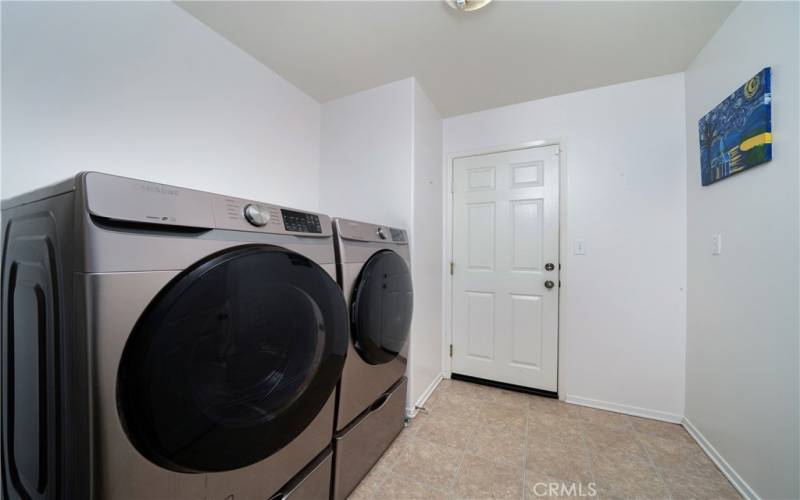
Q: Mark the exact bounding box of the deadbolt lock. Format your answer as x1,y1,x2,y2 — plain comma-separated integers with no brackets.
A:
545,263,555,271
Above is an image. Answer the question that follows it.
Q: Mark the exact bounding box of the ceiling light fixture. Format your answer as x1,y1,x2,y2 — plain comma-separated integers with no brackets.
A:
446,0,493,12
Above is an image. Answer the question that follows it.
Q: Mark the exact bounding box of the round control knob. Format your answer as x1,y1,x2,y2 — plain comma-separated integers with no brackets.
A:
376,227,387,240
243,204,269,227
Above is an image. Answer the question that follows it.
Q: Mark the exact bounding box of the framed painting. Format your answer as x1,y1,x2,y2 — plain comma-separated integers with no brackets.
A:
698,67,772,186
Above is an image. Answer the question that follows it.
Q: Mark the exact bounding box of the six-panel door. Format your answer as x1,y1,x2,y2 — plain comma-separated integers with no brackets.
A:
451,145,559,391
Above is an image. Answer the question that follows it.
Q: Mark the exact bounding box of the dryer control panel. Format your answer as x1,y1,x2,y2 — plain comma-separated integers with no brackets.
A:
389,228,407,242
334,218,408,245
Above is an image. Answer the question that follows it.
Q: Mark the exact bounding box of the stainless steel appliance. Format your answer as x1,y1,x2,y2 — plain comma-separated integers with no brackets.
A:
1,172,348,500
331,218,413,500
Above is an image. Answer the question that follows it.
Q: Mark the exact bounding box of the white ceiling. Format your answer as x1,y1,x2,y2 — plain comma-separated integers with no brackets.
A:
179,1,737,117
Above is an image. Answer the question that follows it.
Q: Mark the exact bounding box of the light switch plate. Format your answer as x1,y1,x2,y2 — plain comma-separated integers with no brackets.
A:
574,238,586,255
712,234,722,255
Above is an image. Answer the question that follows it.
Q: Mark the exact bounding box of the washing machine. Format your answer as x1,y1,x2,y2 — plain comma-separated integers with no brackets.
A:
331,218,413,500
1,172,348,500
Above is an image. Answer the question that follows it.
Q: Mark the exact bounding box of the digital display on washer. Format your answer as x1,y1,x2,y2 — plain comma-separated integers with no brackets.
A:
281,209,322,233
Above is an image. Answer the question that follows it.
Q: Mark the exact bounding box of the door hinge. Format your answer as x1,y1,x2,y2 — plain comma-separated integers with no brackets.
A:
449,344,453,357
450,262,454,275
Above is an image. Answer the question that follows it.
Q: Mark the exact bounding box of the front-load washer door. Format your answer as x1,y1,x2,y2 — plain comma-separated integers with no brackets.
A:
116,244,348,473
350,250,413,365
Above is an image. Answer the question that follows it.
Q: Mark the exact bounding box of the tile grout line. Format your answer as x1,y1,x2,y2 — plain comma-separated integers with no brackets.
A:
382,383,487,498
633,425,675,500
387,434,466,496
575,413,599,498
446,398,481,498
521,400,530,500
382,468,452,498
368,385,447,498
580,412,640,497
364,428,410,499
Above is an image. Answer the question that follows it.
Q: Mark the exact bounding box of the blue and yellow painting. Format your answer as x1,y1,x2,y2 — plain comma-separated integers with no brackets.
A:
699,67,772,186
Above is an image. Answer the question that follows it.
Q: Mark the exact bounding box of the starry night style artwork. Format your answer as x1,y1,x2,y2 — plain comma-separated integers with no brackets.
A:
698,67,772,186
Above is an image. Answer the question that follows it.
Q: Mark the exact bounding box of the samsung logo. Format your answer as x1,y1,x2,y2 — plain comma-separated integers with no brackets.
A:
138,183,178,196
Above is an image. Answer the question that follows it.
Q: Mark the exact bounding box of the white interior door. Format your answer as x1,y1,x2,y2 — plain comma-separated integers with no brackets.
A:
451,145,559,392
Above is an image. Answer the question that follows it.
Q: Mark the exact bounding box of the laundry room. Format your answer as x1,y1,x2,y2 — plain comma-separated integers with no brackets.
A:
1,1,798,500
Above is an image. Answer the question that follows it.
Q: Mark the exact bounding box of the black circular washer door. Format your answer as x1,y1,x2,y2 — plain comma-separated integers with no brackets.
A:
351,250,413,365
117,244,348,473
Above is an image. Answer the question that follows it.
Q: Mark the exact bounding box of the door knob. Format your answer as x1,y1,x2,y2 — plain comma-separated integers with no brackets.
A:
544,280,555,289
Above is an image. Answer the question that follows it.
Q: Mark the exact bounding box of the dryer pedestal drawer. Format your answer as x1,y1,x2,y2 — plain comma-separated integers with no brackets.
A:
333,377,407,500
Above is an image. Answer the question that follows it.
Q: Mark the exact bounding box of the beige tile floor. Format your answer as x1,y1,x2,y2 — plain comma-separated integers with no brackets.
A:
348,379,740,500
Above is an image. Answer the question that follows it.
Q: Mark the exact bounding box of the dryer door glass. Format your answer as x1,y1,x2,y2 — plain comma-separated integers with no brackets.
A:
117,245,348,473
351,250,413,365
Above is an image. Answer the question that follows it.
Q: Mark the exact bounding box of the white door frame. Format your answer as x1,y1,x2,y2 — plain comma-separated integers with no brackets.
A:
442,139,569,399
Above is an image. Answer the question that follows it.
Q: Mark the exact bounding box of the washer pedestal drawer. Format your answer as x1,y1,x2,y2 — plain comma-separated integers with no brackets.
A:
271,447,333,500
332,377,407,500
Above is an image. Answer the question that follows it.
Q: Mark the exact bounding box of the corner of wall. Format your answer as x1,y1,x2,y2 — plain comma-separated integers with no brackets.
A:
683,2,800,498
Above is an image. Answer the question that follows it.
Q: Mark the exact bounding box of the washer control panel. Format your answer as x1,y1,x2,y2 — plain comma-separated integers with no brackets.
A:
79,173,332,236
243,203,270,227
281,209,322,234
211,195,330,236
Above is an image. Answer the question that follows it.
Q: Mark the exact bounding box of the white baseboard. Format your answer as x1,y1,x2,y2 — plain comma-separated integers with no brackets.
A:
406,373,444,418
564,394,683,423
682,417,759,500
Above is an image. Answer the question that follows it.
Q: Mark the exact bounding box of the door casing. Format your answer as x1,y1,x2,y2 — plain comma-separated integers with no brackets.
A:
442,139,569,399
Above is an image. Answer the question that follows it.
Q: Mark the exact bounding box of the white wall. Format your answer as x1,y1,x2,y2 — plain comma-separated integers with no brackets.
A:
1,1,320,209
410,80,444,409
684,2,800,499
319,78,444,413
319,79,414,228
444,73,688,420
